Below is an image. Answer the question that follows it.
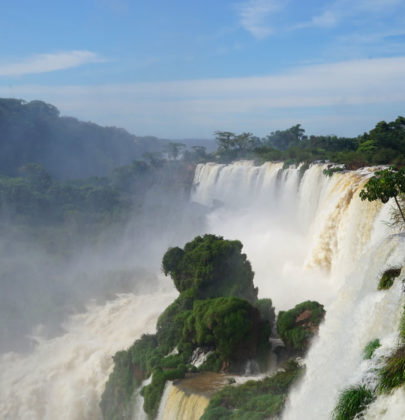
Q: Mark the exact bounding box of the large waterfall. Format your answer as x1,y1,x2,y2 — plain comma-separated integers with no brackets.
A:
191,161,404,419
0,161,404,419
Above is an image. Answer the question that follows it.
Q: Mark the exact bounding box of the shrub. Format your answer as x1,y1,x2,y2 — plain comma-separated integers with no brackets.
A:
363,339,381,360
379,345,405,392
198,352,223,372
277,301,325,352
378,267,401,290
323,167,344,177
183,297,269,365
332,385,374,420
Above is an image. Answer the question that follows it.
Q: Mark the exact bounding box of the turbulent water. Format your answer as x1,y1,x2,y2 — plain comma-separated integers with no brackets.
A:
1,161,404,419
192,161,404,419
0,291,176,419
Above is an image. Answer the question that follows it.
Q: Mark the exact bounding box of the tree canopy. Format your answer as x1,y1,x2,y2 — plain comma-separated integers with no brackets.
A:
359,167,405,224
162,234,258,302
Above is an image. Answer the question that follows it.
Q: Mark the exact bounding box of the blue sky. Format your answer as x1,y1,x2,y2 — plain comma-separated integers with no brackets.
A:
1,0,405,139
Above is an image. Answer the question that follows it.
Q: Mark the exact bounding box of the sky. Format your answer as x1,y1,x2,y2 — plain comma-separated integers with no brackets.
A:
1,0,405,139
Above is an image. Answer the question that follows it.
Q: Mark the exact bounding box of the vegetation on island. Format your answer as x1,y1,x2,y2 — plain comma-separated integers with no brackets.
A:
276,301,325,353
100,235,274,420
201,359,304,420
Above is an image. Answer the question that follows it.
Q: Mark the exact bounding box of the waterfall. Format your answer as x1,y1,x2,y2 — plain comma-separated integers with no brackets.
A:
157,383,209,420
191,161,404,419
1,160,403,420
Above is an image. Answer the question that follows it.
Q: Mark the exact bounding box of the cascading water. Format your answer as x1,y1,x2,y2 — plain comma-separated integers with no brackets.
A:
191,161,404,419
1,160,403,420
0,290,176,420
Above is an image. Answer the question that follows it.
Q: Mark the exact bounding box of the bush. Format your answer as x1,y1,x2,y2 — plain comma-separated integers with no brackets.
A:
363,339,381,360
378,267,401,290
183,297,270,366
198,352,223,372
379,345,405,392
277,301,325,352
332,385,374,420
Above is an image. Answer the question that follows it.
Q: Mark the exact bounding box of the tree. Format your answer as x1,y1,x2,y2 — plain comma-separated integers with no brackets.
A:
359,167,405,224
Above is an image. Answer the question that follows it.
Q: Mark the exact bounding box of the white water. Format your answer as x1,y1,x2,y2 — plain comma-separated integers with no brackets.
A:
192,161,404,419
1,161,404,420
0,291,176,420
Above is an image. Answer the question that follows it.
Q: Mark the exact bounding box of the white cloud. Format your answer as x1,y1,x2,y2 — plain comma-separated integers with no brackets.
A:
303,0,402,29
237,0,284,39
0,51,103,77
2,56,405,137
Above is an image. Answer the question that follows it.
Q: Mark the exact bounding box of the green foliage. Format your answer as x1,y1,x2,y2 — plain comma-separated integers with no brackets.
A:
162,234,258,303
213,116,405,169
201,360,304,420
198,352,223,372
100,349,142,420
379,345,405,392
360,168,405,204
363,339,381,360
183,297,269,365
156,288,195,351
332,385,374,420
277,301,325,352
360,167,405,226
323,167,344,177
102,236,273,419
378,268,402,290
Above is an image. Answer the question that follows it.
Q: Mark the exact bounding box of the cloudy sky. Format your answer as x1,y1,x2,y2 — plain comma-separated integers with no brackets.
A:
1,0,405,138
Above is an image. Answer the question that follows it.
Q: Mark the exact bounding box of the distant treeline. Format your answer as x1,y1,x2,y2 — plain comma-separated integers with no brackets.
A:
212,118,405,168
0,98,170,179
